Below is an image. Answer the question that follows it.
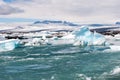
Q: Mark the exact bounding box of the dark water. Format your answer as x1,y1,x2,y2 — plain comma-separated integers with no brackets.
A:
0,45,120,80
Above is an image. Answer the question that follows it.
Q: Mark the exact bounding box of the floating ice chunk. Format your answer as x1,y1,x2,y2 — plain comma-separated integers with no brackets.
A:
76,74,91,80
109,46,120,52
62,34,75,39
73,26,106,46
73,27,93,46
24,38,48,46
111,66,120,75
0,39,19,52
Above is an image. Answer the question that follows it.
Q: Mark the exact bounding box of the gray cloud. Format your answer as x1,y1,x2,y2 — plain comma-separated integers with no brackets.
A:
0,4,24,15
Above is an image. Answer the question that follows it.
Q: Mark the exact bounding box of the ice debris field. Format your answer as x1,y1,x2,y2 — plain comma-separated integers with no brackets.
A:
0,26,120,52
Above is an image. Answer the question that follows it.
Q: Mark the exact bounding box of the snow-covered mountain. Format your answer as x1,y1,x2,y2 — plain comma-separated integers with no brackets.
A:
33,20,79,26
116,22,120,25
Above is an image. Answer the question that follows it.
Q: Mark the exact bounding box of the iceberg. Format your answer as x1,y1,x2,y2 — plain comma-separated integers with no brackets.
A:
0,39,19,52
73,26,107,46
104,45,120,52
72,26,120,52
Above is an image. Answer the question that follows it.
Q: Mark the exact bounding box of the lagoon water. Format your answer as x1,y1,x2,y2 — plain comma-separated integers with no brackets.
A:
0,45,120,80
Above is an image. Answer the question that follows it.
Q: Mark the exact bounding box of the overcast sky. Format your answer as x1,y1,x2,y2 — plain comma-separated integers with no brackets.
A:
0,0,120,23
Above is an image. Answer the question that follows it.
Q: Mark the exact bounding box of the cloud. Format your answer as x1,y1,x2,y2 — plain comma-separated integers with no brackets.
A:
3,0,51,5
0,0,24,15
1,0,120,23
0,4,24,15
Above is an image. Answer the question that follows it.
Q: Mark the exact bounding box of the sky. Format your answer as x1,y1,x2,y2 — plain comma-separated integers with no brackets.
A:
0,0,120,23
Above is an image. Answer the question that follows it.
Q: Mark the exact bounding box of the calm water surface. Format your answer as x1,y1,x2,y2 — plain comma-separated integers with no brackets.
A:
0,45,120,80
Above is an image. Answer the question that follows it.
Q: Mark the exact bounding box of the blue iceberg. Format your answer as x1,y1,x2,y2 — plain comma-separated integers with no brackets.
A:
73,26,107,46
0,39,19,52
